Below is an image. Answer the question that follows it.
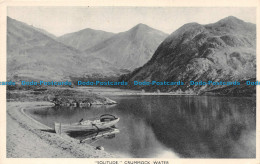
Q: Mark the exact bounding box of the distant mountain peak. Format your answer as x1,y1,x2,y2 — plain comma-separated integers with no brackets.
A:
135,23,149,28
216,16,245,24
208,16,256,29
84,23,168,70
58,27,114,51
129,23,154,32
177,22,204,31
76,27,114,34
221,16,243,21
204,15,256,36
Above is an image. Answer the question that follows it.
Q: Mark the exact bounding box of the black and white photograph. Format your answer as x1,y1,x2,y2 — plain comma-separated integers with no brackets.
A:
2,4,258,161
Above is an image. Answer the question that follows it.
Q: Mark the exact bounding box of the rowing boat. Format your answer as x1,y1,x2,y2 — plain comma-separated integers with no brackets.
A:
54,114,120,134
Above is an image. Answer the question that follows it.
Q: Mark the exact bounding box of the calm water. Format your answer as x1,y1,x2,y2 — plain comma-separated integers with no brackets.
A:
26,95,256,158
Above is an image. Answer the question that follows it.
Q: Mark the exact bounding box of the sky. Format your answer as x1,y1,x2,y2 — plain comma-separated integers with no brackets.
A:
7,7,256,36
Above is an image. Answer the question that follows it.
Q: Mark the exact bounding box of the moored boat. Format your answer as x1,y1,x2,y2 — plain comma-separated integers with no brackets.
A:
54,114,120,134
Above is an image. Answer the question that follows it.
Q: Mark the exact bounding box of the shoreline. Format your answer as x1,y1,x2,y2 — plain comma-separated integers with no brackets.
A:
74,86,197,96
7,101,116,158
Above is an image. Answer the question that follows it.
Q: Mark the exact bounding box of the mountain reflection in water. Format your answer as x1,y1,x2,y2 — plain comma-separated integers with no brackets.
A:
26,95,256,158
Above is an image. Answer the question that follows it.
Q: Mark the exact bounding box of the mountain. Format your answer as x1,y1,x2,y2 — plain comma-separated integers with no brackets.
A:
30,26,57,40
121,16,256,94
84,24,168,70
7,17,122,81
58,28,114,51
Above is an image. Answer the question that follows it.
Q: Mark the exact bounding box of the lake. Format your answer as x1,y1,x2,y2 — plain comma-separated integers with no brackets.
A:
25,95,256,158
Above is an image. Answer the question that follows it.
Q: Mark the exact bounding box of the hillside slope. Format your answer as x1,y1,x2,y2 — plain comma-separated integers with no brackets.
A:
121,16,256,94
85,24,168,70
58,29,114,51
7,17,122,81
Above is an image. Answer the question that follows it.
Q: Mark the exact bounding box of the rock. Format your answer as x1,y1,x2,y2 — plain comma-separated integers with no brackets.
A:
95,146,104,150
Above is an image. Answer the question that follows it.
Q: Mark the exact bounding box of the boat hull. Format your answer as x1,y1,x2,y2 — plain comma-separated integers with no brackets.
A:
54,118,120,134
